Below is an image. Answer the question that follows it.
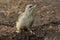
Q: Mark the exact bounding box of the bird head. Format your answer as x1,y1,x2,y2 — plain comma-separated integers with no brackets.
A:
25,4,37,12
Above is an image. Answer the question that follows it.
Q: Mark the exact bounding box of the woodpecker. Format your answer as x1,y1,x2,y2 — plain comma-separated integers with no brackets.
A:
16,4,37,34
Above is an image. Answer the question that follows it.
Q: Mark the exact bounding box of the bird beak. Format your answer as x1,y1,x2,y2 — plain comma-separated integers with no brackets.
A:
33,4,37,8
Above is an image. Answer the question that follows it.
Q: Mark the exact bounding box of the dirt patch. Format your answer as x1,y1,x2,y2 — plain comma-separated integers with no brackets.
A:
0,0,60,40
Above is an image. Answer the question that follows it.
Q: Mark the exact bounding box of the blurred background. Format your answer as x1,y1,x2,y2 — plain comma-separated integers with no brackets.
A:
0,0,60,40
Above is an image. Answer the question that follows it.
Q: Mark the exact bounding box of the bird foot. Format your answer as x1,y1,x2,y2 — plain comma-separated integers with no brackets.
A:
16,30,20,33
30,31,36,35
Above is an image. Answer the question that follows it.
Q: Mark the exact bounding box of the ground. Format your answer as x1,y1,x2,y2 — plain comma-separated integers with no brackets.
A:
0,0,60,40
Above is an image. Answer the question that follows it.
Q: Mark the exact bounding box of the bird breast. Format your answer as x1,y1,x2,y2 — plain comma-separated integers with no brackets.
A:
18,13,34,27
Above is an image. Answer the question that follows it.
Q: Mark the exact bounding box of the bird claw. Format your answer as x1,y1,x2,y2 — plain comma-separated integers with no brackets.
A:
30,31,36,35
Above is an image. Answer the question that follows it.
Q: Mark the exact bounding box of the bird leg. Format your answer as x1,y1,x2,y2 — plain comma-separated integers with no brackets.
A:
27,28,36,35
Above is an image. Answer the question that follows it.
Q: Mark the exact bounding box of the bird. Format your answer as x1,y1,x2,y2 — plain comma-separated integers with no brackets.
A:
16,4,37,34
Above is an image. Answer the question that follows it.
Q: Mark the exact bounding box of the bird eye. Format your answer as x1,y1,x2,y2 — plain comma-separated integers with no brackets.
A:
29,6,32,8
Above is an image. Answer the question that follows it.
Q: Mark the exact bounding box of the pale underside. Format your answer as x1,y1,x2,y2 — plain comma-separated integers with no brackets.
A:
16,12,34,31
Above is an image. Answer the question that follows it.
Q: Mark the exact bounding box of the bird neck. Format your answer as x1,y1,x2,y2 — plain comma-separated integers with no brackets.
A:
24,10,33,15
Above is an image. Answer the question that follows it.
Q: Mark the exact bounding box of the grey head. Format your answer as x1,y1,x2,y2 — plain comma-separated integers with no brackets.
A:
25,4,37,12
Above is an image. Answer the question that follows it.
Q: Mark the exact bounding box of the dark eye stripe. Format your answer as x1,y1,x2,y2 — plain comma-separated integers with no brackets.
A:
29,6,32,8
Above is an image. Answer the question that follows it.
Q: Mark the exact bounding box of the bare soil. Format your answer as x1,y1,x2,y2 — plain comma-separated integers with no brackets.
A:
0,0,60,40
